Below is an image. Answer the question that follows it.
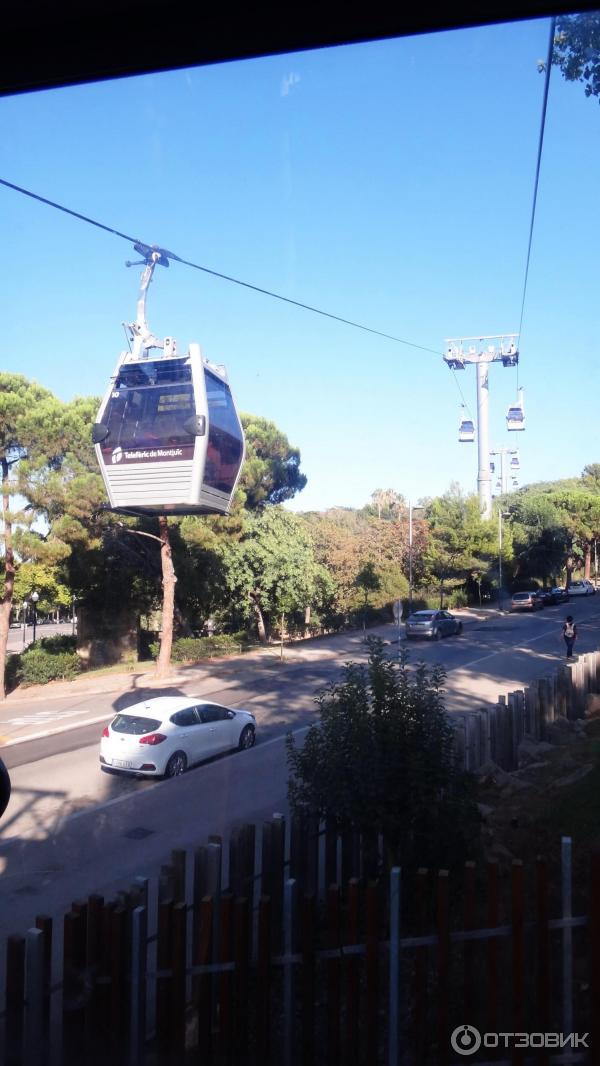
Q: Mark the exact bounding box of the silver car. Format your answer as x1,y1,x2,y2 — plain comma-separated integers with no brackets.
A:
405,609,462,641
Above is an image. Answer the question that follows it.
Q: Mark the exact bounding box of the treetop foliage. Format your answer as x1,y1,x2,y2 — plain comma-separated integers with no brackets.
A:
553,12,600,100
238,413,307,508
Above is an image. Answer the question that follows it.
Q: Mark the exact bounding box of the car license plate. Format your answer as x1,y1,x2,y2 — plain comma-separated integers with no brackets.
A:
112,758,133,769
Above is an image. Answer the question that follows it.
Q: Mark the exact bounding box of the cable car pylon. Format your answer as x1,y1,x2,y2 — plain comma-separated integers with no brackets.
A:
444,334,520,520
490,446,520,496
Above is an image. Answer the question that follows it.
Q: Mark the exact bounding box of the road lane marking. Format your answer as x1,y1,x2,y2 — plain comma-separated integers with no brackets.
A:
0,714,113,748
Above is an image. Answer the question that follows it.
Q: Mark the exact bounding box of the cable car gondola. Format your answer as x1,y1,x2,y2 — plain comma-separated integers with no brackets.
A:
490,461,495,474
506,388,525,432
458,406,475,443
93,244,245,516
510,453,520,471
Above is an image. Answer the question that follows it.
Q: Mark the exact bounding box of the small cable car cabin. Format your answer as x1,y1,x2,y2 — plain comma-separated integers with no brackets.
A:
510,454,520,471
92,244,245,516
506,389,525,432
458,409,475,443
93,345,245,516
490,461,495,474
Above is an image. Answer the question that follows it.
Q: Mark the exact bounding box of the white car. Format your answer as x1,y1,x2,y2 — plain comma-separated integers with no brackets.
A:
567,580,595,597
99,697,256,778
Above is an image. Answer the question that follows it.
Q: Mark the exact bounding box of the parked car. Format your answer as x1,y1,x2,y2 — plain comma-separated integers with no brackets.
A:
539,588,557,605
551,587,569,603
510,591,544,611
540,587,569,605
566,580,595,597
405,609,462,640
99,697,256,778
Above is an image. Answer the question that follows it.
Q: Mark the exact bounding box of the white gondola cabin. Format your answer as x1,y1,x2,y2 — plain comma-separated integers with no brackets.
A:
510,454,520,471
93,244,245,516
506,388,525,432
458,407,475,443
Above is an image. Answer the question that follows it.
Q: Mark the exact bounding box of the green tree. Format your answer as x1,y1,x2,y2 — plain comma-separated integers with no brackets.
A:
354,561,382,631
551,489,600,583
287,640,479,870
0,373,80,696
237,414,307,509
221,508,324,642
552,13,600,101
422,486,496,606
13,561,71,616
367,488,406,520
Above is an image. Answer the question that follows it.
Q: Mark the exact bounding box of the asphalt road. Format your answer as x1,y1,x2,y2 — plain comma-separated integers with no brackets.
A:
6,620,75,654
1,598,599,956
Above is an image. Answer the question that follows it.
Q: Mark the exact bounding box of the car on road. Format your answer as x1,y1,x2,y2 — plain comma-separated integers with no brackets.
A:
405,609,462,640
540,587,569,605
99,697,256,778
566,579,595,597
551,587,569,603
510,591,544,611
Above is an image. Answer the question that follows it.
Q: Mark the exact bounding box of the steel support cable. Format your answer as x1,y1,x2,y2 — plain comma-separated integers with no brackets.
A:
516,15,556,390
0,175,440,356
450,368,474,420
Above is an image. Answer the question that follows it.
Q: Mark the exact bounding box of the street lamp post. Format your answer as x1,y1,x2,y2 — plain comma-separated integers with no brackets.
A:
31,591,39,644
498,512,510,612
22,600,29,648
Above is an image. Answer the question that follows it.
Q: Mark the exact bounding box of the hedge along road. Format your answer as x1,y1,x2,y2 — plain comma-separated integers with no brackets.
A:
0,600,599,954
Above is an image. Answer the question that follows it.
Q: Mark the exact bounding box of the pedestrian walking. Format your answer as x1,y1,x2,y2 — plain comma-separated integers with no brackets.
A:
562,615,577,659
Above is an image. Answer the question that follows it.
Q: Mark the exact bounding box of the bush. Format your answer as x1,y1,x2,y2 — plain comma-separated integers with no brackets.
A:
447,589,469,609
37,634,78,654
286,638,480,872
149,634,248,662
18,645,82,686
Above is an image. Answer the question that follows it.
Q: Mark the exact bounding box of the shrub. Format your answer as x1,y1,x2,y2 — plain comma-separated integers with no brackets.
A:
37,634,78,654
286,638,480,872
448,589,469,609
19,645,82,686
148,634,248,661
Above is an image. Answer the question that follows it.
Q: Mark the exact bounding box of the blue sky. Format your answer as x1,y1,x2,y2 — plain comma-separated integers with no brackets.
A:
1,17,599,513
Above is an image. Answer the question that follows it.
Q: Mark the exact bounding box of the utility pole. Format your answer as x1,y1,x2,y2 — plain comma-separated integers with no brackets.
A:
444,335,519,520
